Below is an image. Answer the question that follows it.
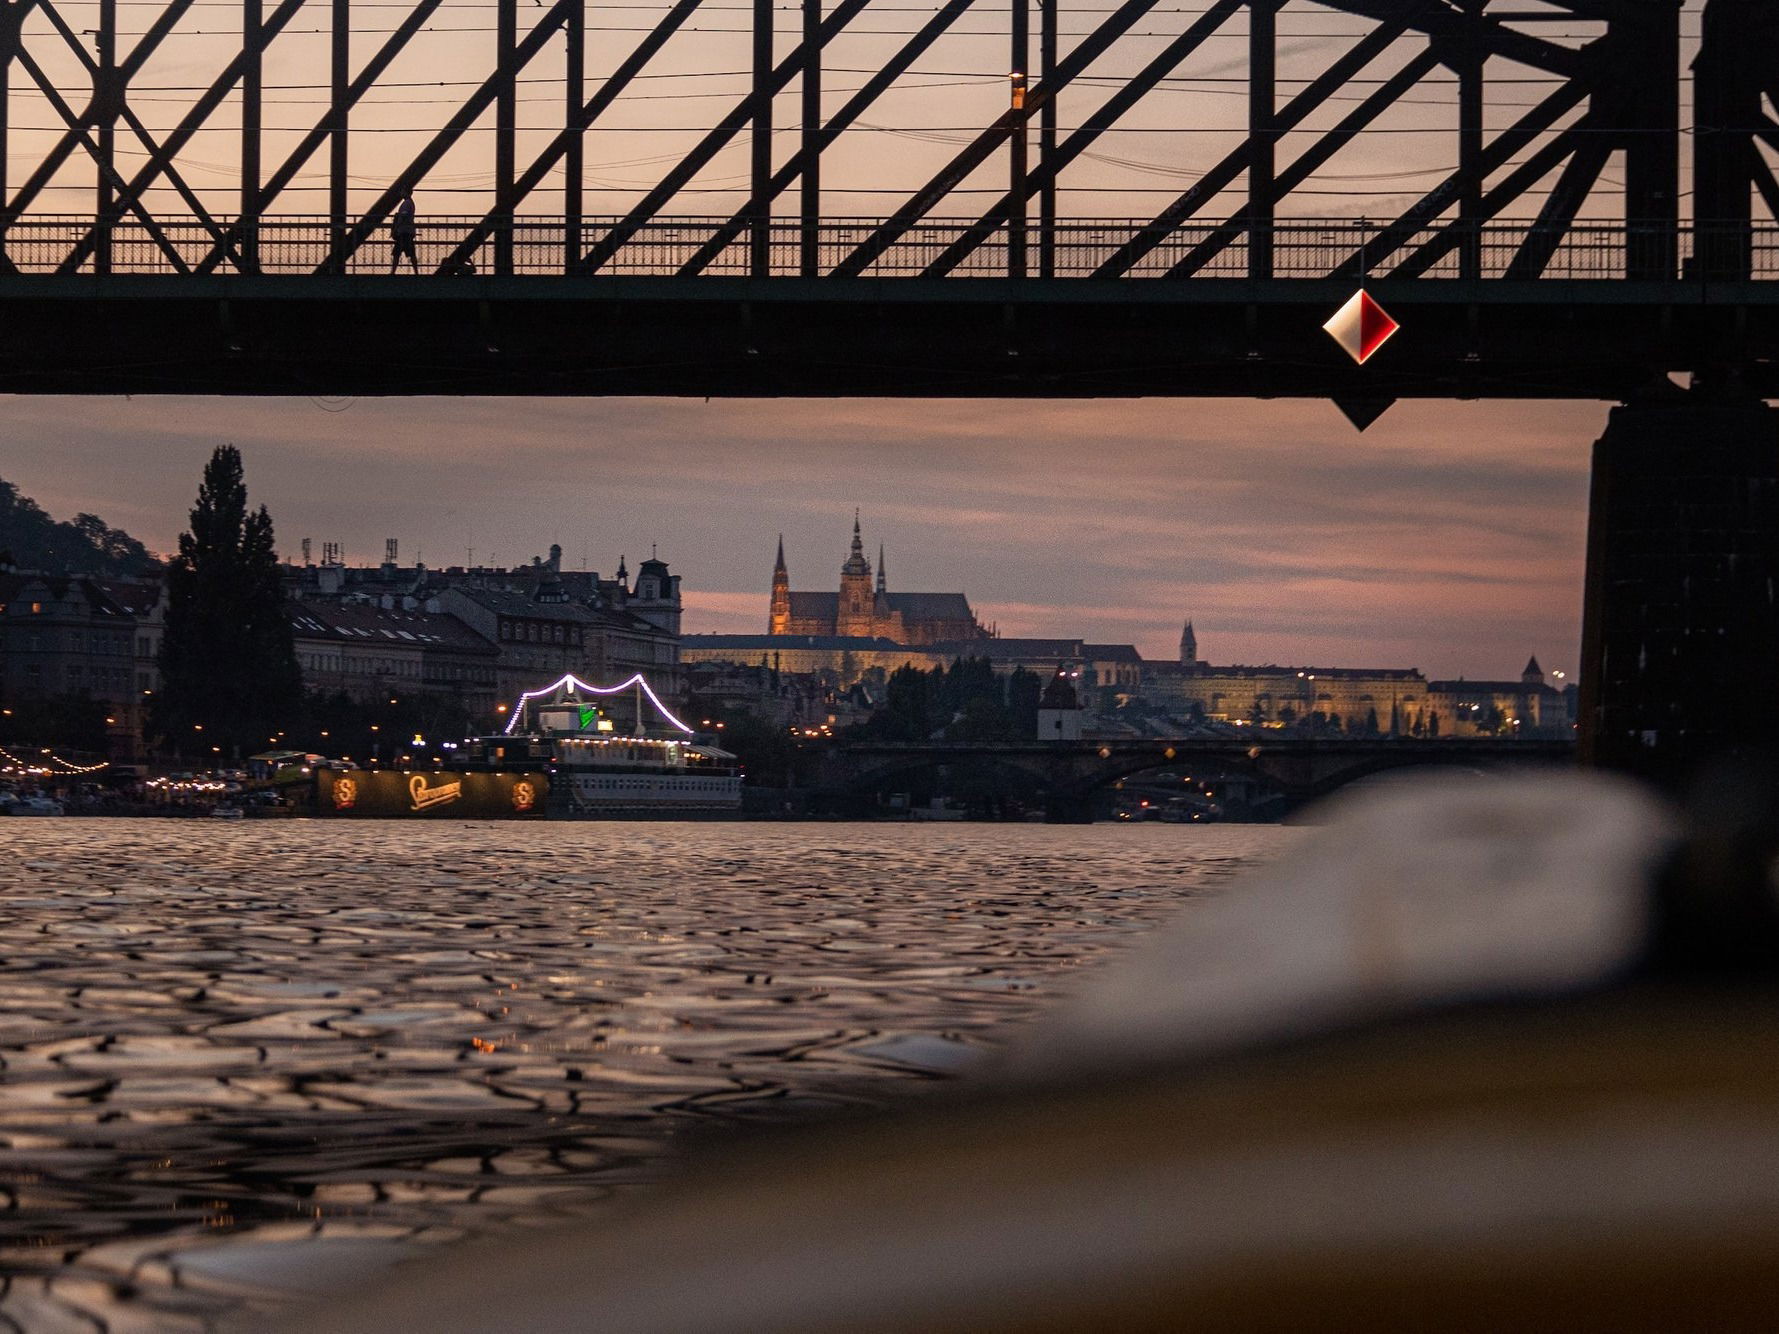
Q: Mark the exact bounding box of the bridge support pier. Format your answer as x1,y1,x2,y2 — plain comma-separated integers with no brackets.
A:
1579,392,1779,787
1043,791,1094,824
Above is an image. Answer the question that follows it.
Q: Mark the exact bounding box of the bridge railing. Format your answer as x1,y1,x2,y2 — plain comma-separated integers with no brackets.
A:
3,217,1774,280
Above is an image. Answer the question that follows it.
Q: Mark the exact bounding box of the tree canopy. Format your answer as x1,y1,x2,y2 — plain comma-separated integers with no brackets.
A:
0,477,157,576
854,658,1043,742
152,446,301,756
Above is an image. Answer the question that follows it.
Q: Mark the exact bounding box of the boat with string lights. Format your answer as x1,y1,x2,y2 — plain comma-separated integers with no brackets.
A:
310,673,742,819
475,673,743,817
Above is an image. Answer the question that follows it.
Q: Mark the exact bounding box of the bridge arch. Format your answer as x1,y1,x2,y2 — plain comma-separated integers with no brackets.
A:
1286,751,1561,805
1067,742,1574,809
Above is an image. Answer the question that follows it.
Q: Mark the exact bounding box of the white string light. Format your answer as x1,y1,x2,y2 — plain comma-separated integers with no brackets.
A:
501,673,695,736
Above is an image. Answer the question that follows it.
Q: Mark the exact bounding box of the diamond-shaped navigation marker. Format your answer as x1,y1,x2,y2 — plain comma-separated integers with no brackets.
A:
1323,289,1399,365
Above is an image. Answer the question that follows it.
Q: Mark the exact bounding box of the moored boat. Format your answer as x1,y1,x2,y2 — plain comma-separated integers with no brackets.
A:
474,673,743,817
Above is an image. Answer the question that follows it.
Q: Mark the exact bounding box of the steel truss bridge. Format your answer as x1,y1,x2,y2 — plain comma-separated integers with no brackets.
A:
0,0,1772,397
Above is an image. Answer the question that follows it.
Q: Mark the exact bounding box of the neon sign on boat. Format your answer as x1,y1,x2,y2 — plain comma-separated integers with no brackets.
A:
501,673,695,736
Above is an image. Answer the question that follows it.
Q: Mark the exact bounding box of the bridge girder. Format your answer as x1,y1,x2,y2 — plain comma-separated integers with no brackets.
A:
0,276,1768,398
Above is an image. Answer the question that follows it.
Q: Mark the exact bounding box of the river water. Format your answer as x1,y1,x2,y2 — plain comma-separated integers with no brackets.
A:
0,820,1288,1330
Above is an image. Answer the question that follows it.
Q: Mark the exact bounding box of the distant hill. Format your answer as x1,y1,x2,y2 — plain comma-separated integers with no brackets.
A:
0,477,160,577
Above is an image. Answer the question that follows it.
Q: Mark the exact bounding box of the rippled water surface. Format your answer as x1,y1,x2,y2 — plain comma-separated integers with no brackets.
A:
0,820,1288,1329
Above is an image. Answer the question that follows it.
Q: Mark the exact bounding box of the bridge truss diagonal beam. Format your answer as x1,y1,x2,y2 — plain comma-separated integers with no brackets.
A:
921,0,1245,279
1330,71,1595,281
829,0,1175,279
6,42,196,273
1312,0,1583,78
1091,11,1423,280
29,0,242,273
1161,44,1443,280
676,0,980,277
191,0,446,275
576,0,872,275
0,0,195,229
434,0,709,278
318,0,579,273
1500,129,1613,280
52,0,308,274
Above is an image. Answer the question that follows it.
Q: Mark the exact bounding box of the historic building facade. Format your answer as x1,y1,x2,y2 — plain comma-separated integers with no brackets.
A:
286,542,684,713
768,516,989,647
1146,621,1432,733
0,568,164,755
1427,657,1576,738
289,599,500,717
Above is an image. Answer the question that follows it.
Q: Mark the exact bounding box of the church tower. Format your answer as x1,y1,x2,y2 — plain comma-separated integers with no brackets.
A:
769,535,791,634
1180,620,1198,667
837,511,875,637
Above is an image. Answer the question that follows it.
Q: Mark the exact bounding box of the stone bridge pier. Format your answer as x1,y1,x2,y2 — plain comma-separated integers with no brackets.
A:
1579,393,1779,789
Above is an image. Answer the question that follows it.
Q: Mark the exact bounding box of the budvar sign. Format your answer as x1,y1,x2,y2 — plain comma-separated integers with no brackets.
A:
317,769,548,818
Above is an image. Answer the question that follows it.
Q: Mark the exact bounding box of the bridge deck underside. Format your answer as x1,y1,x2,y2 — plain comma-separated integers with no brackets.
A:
2,277,1772,398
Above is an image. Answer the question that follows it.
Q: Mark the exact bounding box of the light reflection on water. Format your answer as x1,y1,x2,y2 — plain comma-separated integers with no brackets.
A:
0,820,1289,1328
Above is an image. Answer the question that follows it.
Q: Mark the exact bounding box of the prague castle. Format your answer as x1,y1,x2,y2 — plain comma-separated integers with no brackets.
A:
769,514,989,646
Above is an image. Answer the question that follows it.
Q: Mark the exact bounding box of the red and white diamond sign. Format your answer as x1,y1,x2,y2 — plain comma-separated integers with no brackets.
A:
1323,289,1399,365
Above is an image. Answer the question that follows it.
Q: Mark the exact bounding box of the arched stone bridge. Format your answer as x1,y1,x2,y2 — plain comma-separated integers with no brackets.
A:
813,737,1576,816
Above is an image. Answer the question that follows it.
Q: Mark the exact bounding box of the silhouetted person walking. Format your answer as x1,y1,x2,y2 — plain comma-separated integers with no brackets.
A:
390,193,419,274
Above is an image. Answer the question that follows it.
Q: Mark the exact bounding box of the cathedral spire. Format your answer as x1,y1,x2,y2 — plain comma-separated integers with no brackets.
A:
769,535,791,635
876,544,886,594
841,510,871,577
1180,619,1198,667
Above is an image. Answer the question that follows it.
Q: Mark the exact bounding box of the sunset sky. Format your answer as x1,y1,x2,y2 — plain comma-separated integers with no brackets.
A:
1,391,1601,679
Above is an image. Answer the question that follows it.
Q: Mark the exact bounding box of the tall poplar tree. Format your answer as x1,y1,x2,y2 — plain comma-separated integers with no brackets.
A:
153,446,301,757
